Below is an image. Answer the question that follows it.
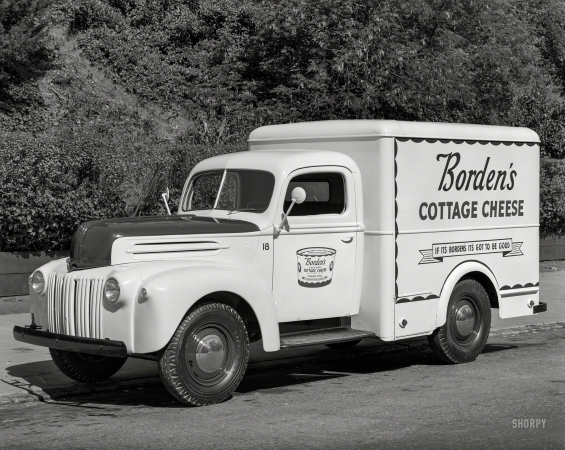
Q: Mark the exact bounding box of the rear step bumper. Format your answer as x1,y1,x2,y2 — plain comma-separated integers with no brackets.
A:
279,328,375,349
533,302,547,314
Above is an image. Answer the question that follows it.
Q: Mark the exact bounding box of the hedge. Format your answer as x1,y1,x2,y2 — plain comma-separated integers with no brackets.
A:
0,130,241,251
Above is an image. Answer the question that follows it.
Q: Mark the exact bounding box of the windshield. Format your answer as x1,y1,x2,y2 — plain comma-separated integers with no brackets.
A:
183,170,275,213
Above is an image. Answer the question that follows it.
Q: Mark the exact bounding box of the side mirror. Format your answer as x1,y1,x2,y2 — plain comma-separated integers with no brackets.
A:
292,187,307,205
161,187,171,215
275,187,306,235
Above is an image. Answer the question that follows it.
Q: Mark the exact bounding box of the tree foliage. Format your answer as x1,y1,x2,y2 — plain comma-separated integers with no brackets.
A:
1,0,565,250
70,0,565,154
0,0,54,111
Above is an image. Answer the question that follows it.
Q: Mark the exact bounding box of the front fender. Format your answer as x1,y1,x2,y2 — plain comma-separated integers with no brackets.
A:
435,261,500,328
133,266,280,353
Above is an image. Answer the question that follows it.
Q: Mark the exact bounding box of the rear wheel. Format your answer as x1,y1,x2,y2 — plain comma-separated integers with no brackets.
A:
428,279,491,364
49,349,127,382
159,303,249,406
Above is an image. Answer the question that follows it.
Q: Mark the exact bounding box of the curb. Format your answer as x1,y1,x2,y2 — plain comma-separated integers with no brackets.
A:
489,321,565,337
0,376,161,406
1,321,564,406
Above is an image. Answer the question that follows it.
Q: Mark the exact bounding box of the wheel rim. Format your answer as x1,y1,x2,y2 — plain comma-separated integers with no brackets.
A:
195,332,226,373
450,296,480,345
184,325,235,388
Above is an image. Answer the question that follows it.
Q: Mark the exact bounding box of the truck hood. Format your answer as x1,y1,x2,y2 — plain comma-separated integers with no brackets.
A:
69,215,259,270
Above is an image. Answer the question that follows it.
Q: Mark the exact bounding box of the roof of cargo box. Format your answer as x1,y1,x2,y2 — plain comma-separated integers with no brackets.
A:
248,120,540,144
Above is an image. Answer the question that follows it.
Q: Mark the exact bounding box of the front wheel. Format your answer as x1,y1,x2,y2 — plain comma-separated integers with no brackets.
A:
159,303,249,406
49,349,127,382
428,279,491,364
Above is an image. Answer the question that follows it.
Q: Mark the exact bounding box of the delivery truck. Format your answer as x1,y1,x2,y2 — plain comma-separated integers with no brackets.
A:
14,120,546,406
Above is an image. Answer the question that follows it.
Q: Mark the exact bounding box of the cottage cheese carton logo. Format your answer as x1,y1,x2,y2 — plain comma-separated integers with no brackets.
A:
296,248,336,288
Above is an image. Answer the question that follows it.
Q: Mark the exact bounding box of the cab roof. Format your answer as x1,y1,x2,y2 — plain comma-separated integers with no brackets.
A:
248,120,540,144
191,149,359,177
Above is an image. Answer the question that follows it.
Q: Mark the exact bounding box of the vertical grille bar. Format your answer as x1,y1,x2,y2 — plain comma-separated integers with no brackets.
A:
90,277,100,339
84,278,91,338
96,277,104,339
59,274,66,334
65,273,75,335
56,274,63,333
47,273,55,331
74,278,81,337
64,273,72,335
77,278,85,337
67,275,75,336
54,274,62,333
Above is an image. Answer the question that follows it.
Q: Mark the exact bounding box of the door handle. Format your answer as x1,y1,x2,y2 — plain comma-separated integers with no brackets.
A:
341,236,354,243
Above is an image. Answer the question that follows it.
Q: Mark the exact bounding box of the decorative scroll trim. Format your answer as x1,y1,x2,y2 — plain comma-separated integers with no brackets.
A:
395,137,538,146
500,282,539,291
396,294,439,304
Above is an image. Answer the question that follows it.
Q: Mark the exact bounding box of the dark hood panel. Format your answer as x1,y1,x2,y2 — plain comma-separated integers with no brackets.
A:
69,215,259,270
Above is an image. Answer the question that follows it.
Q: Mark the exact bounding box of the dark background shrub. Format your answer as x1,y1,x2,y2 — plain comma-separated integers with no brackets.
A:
1,0,564,251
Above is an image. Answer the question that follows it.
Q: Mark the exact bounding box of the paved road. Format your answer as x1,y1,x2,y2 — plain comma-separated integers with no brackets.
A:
1,329,563,450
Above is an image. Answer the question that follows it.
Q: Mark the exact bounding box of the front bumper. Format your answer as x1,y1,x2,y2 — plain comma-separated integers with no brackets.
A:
13,326,128,358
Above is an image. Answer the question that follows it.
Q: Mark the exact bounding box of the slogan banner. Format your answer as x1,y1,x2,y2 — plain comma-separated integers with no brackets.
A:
419,238,523,264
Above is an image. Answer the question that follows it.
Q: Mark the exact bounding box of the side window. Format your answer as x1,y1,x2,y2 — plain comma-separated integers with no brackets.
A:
284,172,345,216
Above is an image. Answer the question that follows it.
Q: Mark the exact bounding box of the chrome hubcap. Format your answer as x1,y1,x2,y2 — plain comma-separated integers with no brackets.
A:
455,304,475,336
195,333,226,373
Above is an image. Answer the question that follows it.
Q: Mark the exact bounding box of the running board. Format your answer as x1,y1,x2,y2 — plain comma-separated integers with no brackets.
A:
279,328,375,349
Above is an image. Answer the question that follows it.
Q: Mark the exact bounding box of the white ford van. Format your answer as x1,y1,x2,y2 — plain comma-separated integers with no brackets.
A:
15,120,545,406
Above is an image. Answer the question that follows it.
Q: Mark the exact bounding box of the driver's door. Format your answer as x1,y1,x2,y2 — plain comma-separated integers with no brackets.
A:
272,167,359,322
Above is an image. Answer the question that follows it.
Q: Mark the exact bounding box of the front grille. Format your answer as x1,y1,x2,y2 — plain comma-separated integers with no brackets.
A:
47,272,104,339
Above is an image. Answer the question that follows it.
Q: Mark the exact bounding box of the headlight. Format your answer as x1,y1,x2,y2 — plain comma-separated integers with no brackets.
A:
30,271,45,294
104,278,121,303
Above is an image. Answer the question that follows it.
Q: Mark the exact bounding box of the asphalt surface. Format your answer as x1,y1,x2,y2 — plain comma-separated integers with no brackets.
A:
1,328,563,450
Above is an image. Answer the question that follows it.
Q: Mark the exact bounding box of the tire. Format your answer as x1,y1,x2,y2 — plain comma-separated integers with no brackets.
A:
325,339,361,350
49,349,127,383
428,279,491,364
158,303,249,406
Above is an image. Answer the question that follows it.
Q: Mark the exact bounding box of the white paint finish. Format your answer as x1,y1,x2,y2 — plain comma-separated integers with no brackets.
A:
351,233,396,339
111,234,260,268
250,122,539,340
249,137,394,233
247,233,275,291
393,138,539,330
273,232,358,322
254,135,396,336
499,288,539,298
394,300,435,338
248,120,540,144
272,166,360,322
125,242,228,254
499,293,538,319
28,120,542,358
394,139,539,232
133,264,280,353
350,227,365,317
